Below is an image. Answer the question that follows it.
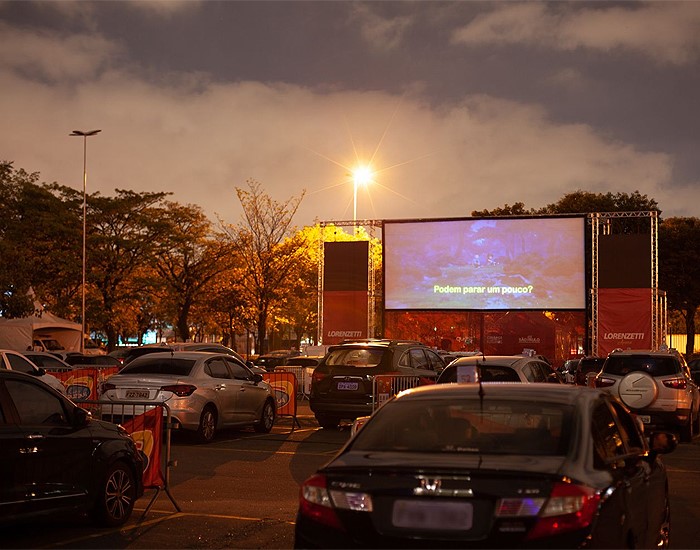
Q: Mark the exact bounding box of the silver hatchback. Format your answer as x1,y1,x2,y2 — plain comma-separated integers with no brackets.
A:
100,351,276,442
594,348,700,442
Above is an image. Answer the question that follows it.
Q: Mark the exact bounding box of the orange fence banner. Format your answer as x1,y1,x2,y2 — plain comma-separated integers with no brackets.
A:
49,366,119,401
122,408,165,488
262,371,297,417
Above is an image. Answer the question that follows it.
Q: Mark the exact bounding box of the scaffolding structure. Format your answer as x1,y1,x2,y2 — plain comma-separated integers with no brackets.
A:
588,211,663,355
317,220,382,344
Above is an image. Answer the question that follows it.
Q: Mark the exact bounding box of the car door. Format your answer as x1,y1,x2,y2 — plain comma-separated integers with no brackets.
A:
203,357,239,426
4,376,93,514
0,379,30,518
589,399,651,548
225,357,267,422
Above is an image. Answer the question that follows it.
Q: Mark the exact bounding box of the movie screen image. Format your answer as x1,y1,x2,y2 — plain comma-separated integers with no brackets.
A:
384,217,586,310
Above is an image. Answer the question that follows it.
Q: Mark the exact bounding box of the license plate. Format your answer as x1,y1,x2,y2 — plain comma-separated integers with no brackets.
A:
638,415,651,424
125,390,149,399
392,500,473,530
337,381,359,391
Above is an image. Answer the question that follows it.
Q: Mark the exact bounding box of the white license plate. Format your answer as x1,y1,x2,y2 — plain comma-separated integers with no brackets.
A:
392,500,473,530
125,389,149,399
337,381,359,391
638,415,651,424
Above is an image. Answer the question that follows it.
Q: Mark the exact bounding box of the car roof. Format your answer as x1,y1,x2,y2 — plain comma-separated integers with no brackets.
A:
607,348,680,357
396,381,603,405
449,355,546,367
129,350,238,361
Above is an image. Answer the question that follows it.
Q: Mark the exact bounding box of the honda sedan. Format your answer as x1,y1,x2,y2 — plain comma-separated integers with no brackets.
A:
295,383,676,548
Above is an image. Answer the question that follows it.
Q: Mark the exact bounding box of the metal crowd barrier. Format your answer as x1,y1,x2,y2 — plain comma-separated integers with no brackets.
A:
371,375,427,411
80,399,181,519
273,365,313,399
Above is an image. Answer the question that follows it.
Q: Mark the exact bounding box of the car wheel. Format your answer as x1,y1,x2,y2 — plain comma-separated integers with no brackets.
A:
197,405,217,443
254,399,276,433
92,461,136,527
316,414,340,429
680,412,693,443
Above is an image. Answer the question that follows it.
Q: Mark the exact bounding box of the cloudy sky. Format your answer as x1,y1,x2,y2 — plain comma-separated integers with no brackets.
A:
1,1,699,228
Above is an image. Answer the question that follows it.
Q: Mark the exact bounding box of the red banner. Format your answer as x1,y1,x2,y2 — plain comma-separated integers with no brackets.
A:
49,366,119,401
123,408,164,488
598,288,652,356
322,290,368,345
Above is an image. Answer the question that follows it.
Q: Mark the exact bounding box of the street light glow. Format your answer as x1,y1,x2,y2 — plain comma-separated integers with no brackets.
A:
352,164,374,188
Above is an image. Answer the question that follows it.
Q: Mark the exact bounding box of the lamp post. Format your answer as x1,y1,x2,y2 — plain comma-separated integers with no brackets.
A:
70,129,101,353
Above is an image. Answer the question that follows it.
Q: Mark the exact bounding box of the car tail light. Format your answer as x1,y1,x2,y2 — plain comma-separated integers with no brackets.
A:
526,481,600,540
160,384,197,397
299,474,345,530
663,378,687,390
594,376,615,388
299,474,373,530
102,382,117,392
312,370,329,387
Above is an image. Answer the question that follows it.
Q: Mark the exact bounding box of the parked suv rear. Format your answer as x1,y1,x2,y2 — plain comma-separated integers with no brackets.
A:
310,339,445,429
594,348,700,442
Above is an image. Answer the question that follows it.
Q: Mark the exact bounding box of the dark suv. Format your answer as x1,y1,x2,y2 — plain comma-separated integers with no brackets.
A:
310,339,445,429
595,348,700,442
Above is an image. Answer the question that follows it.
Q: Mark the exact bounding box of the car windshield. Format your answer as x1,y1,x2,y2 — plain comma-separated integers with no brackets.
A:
325,348,384,368
604,355,679,377
440,364,520,383
120,358,195,376
351,398,572,456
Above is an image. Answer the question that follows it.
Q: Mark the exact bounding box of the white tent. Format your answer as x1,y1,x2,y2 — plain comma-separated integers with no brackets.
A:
0,311,82,352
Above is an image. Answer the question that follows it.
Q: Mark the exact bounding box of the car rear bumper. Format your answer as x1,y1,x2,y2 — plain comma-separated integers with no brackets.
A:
635,408,691,431
310,398,373,420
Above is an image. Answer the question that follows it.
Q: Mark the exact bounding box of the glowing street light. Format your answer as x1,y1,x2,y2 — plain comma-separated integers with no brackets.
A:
70,129,101,353
351,164,374,224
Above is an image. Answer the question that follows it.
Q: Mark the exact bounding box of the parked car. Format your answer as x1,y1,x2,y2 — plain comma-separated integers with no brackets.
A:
436,354,562,384
100,351,276,443
64,354,122,369
310,339,446,429
574,356,606,386
0,349,66,394
595,348,700,442
0,370,143,526
558,358,580,384
295,383,676,548
282,356,324,368
121,342,253,368
20,350,74,373
256,349,302,372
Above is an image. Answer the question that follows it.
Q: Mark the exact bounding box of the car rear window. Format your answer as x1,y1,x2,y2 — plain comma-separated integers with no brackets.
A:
351,399,572,456
439,365,519,383
325,348,384,368
603,355,680,377
120,358,195,376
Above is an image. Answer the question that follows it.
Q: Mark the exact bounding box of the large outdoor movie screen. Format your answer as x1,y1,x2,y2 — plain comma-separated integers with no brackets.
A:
384,217,586,310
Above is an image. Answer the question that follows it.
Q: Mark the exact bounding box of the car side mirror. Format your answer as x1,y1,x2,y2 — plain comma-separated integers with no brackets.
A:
649,431,678,455
32,367,47,376
252,373,263,383
73,406,91,427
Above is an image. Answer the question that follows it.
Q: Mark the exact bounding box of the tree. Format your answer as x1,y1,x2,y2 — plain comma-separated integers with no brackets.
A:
222,179,306,354
86,189,171,350
154,203,234,341
659,217,700,357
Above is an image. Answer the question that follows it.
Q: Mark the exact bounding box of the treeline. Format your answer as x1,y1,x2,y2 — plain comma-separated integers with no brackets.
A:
2,160,699,356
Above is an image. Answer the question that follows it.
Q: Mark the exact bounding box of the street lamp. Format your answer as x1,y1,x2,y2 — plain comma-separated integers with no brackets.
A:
70,129,101,353
351,164,373,230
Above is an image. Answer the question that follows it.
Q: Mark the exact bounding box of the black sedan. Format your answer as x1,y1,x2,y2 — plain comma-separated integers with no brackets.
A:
295,383,676,548
0,370,144,526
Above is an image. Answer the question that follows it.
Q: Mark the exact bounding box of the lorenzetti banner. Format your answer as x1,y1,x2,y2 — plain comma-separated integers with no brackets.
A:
323,291,368,344
598,288,652,356
323,241,369,345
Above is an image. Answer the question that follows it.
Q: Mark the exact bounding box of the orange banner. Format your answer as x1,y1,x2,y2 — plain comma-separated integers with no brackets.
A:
122,408,164,488
49,366,119,401
262,371,297,417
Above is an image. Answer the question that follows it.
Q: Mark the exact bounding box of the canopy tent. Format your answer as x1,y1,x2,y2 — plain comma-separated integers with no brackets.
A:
0,311,82,352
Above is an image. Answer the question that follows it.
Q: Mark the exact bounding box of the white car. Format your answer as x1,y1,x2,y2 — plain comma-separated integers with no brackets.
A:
0,349,66,394
100,351,276,443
